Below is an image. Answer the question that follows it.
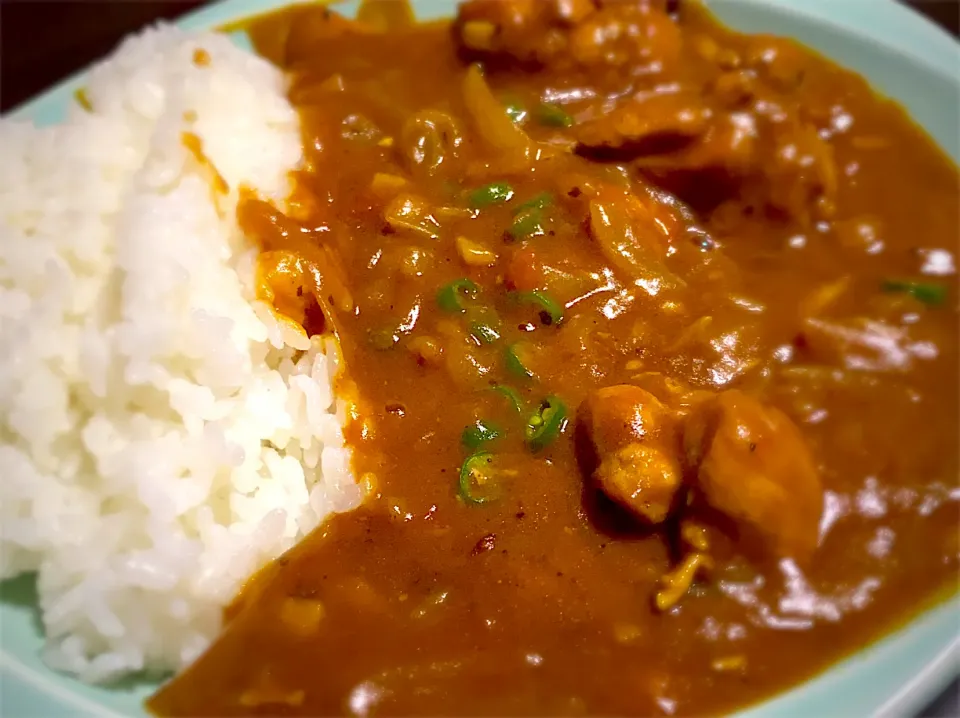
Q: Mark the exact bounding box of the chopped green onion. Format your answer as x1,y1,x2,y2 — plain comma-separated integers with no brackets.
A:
525,396,567,452
469,181,514,208
470,321,501,344
516,192,553,212
507,193,553,240
510,289,564,326
461,420,503,451
881,279,947,306
437,278,479,313
508,207,545,240
536,103,574,128
466,307,502,345
504,101,527,124
490,384,524,413
367,327,400,350
459,451,503,504
504,342,535,379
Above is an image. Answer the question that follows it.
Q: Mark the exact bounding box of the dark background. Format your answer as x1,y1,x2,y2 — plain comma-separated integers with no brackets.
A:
0,0,957,714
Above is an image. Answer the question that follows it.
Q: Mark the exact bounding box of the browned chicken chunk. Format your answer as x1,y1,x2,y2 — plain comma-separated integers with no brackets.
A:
455,0,592,67
572,32,837,223
575,91,713,158
578,385,684,524
454,0,679,71
684,390,824,560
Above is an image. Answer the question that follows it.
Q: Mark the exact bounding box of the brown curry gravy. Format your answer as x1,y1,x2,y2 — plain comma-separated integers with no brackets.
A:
151,1,959,715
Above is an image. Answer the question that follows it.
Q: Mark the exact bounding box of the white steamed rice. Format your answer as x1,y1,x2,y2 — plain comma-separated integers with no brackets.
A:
0,23,362,682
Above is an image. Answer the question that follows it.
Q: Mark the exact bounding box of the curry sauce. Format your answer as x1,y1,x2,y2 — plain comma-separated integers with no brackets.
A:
150,1,960,715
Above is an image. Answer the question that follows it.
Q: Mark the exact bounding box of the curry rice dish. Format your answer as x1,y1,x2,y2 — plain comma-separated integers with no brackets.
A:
2,0,958,716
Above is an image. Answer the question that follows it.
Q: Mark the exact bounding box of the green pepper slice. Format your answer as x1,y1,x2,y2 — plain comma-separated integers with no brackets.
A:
469,181,515,208
437,278,479,313
536,103,574,128
466,307,502,345
504,342,535,379
490,384,524,413
511,289,564,326
881,278,947,306
459,451,504,504
516,192,553,212
508,207,545,240
525,396,567,452
507,192,553,240
470,321,501,344
461,420,503,451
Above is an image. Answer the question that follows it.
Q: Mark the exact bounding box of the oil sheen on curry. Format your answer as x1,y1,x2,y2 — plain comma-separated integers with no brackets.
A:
151,1,959,715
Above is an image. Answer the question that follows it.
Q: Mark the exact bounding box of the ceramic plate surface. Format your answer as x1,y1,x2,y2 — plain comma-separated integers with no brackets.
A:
2,0,957,715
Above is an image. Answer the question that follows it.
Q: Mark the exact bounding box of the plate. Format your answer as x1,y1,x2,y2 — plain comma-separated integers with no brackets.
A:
1,0,958,716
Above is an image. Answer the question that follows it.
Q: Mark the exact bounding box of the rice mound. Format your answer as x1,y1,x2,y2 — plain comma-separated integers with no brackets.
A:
0,24,362,682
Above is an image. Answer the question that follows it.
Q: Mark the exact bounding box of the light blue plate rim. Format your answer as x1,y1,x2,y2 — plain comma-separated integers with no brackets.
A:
1,1,958,716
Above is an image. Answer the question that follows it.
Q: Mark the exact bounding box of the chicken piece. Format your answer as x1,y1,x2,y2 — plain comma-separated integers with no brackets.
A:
576,92,712,158
759,118,837,223
454,0,678,72
454,0,591,66
567,2,681,70
578,385,684,524
684,390,823,560
630,111,760,214
743,34,811,93
628,107,835,225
